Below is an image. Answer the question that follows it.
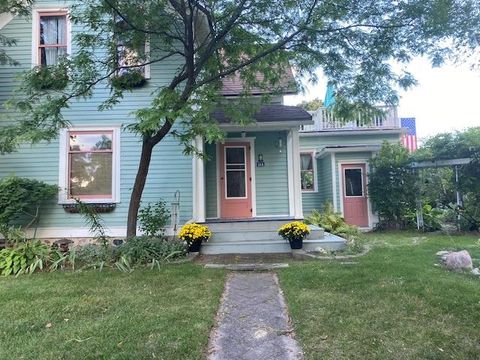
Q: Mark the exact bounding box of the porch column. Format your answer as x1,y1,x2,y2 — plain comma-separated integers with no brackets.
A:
192,135,206,223
287,128,304,219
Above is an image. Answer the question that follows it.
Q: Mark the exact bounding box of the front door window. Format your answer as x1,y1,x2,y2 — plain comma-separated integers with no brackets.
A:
344,168,363,197
225,147,247,198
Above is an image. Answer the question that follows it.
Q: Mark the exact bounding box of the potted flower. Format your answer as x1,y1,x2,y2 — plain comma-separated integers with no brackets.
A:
278,221,310,250
178,223,212,252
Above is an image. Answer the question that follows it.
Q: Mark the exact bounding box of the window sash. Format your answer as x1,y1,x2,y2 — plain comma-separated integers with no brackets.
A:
300,152,316,192
67,131,114,200
37,12,67,66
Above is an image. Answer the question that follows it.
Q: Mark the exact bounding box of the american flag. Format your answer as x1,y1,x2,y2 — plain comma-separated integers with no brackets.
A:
401,117,417,152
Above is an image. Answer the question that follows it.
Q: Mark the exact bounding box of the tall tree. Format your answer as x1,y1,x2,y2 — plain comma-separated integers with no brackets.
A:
2,0,480,236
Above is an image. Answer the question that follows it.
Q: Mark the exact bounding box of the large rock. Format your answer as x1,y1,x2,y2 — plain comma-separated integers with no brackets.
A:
444,250,473,270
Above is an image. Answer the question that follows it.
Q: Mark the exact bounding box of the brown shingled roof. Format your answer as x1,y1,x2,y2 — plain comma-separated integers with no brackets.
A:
212,105,312,124
220,66,298,96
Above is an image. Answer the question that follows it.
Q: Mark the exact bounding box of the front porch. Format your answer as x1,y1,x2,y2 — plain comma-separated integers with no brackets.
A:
187,105,347,254
192,106,311,224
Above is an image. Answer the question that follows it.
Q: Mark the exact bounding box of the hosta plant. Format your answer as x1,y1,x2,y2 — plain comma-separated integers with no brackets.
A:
0,240,62,276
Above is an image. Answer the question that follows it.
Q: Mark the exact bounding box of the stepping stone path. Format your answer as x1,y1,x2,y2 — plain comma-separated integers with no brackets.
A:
208,272,303,360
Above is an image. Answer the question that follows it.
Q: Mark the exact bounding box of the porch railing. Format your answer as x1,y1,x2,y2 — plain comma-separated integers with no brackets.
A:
301,106,400,132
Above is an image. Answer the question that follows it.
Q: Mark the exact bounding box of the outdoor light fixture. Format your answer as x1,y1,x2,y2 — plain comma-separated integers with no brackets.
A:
241,131,246,138
257,153,265,167
276,137,284,153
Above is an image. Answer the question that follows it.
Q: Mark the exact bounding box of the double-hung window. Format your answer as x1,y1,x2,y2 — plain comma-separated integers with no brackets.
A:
300,152,316,192
115,19,150,78
36,11,68,66
60,129,119,203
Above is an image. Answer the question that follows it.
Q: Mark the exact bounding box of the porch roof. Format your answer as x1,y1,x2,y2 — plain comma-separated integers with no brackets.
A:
212,105,313,128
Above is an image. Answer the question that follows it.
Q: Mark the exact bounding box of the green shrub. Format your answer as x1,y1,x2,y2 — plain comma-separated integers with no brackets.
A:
117,236,186,265
406,204,444,232
110,71,146,90
24,65,68,91
368,142,417,229
0,240,62,276
71,243,114,269
305,202,360,237
0,176,57,240
138,201,170,237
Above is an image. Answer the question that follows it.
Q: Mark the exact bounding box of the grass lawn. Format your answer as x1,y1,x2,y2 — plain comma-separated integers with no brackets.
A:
279,232,480,360
0,264,225,360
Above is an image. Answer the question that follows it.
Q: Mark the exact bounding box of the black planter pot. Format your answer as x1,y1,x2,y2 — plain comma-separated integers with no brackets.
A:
188,240,202,252
289,238,303,250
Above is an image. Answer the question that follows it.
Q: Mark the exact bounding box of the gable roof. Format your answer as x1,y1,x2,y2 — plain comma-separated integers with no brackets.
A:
220,66,298,96
212,105,312,125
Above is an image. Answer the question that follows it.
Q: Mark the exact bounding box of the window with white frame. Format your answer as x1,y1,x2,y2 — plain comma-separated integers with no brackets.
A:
300,152,316,192
114,19,150,78
61,130,119,202
36,11,68,66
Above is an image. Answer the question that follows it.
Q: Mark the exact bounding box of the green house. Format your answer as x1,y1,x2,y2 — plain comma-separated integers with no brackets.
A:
0,2,402,253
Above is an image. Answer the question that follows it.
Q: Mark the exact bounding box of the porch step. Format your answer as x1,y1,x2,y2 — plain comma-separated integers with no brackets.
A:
205,220,324,241
205,219,296,232
200,220,338,255
201,238,346,254
208,227,324,243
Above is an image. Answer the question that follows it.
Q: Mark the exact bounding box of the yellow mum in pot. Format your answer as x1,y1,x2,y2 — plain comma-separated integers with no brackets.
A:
278,221,310,249
178,223,212,252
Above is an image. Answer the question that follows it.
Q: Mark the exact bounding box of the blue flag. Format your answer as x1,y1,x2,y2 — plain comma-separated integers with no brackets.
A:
324,82,336,108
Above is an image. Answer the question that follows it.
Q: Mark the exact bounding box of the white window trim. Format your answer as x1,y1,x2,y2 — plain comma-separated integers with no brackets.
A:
32,8,72,67
300,149,318,193
58,126,121,204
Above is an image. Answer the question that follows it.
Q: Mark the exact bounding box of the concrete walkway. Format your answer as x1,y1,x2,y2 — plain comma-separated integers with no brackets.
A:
207,272,303,360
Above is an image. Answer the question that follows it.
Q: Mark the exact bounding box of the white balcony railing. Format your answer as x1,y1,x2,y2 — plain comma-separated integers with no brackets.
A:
301,106,400,132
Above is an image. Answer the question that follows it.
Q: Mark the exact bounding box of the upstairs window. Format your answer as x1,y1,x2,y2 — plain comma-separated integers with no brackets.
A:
114,18,150,79
300,152,316,192
37,12,68,66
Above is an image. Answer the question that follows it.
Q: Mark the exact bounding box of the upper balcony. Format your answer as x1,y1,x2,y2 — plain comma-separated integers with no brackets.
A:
300,106,400,132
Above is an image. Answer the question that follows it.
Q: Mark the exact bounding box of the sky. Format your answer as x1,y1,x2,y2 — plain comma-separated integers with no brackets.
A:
284,57,480,141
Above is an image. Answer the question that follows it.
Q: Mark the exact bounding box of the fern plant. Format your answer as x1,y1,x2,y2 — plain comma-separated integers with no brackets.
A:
305,202,360,238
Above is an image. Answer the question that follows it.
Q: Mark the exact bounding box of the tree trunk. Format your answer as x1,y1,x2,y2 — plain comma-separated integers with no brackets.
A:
126,140,154,238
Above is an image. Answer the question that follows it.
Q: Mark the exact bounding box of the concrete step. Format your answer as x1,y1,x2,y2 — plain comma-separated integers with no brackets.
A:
209,227,324,243
200,237,345,255
205,219,297,232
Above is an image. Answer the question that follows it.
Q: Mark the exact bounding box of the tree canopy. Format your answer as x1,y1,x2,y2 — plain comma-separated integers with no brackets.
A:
297,98,324,112
1,0,480,235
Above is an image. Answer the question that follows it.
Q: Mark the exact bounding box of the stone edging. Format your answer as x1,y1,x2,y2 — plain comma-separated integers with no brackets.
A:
291,245,371,260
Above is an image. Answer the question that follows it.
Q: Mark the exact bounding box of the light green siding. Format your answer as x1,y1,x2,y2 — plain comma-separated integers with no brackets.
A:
0,5,193,229
205,131,290,218
302,154,333,216
299,131,401,215
333,152,373,211
254,132,289,216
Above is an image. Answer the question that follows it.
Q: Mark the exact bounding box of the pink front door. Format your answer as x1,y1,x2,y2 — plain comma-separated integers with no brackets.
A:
219,142,252,218
341,164,369,227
